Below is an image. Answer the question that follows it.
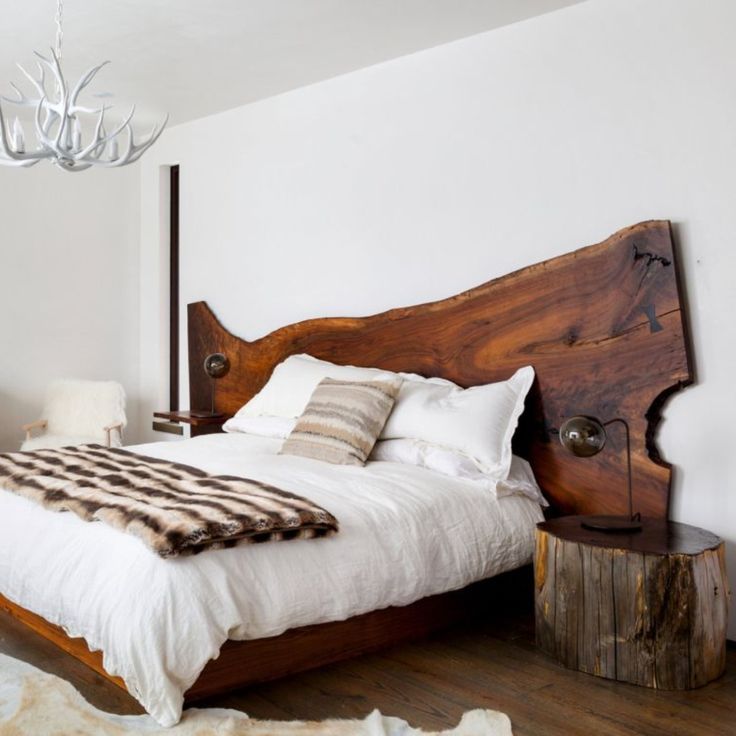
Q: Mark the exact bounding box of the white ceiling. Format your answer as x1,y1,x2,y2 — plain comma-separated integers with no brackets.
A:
0,0,586,129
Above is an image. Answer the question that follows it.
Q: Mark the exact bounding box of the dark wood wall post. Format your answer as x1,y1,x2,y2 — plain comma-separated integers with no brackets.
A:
169,165,180,411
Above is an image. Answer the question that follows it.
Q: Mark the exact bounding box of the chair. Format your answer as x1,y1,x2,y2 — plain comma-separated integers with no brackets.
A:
21,379,127,451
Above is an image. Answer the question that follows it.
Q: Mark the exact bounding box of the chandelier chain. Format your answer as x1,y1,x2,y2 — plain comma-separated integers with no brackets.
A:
55,0,64,60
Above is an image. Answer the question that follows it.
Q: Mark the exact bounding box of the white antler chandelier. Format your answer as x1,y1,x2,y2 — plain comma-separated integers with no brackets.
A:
0,0,167,171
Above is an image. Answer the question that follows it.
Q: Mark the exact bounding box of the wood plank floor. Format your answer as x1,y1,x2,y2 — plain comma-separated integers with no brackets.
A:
1,603,734,735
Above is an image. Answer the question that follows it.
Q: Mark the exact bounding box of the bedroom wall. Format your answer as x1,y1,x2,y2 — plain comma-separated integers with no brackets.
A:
139,0,736,635
0,165,140,451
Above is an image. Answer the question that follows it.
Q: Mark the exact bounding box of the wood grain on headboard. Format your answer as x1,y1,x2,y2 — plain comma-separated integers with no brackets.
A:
189,221,692,519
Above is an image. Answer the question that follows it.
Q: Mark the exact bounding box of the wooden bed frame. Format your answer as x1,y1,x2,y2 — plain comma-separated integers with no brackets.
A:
1,220,693,706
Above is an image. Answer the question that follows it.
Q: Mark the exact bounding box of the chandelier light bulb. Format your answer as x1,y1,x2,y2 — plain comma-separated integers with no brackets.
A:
12,117,24,153
71,116,82,150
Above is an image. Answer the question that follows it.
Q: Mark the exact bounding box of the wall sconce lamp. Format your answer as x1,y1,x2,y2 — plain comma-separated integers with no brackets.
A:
559,415,642,533
202,352,230,417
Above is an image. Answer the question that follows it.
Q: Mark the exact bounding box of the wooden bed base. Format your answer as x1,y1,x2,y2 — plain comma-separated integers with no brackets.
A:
0,569,529,702
2,221,693,707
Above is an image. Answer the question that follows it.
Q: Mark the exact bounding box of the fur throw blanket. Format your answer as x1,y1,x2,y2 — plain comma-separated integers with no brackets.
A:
0,445,338,557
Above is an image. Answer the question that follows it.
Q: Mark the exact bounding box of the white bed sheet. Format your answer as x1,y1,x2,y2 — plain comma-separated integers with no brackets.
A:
0,433,543,726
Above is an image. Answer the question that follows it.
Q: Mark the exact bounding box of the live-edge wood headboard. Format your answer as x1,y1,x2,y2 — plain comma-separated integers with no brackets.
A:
188,221,692,519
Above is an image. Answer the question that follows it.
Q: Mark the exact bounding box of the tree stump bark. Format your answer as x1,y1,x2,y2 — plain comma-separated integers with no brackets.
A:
535,517,730,689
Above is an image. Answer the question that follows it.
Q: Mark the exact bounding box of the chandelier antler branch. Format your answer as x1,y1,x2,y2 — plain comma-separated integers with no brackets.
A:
0,0,167,171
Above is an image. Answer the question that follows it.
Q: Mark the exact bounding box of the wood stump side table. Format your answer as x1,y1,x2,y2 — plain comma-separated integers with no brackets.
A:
534,516,730,689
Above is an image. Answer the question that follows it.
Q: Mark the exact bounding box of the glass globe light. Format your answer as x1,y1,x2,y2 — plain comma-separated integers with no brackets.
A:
559,415,607,457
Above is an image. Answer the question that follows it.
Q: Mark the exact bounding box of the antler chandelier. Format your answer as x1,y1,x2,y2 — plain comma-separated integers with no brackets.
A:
0,0,167,171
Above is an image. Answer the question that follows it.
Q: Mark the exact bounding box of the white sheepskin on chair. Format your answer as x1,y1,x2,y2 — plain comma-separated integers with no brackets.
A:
21,379,127,451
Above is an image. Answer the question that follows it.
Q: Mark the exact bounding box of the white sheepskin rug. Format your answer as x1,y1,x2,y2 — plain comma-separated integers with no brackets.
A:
0,654,513,735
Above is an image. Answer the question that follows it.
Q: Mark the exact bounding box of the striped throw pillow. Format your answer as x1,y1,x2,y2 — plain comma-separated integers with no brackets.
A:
280,378,402,466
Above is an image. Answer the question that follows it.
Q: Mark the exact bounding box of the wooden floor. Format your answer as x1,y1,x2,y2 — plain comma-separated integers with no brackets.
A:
0,602,734,736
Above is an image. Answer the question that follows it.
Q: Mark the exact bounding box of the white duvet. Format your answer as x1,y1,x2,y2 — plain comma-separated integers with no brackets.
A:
0,433,543,726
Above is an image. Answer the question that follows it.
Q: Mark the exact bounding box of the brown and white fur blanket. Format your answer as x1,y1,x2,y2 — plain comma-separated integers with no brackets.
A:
0,445,338,557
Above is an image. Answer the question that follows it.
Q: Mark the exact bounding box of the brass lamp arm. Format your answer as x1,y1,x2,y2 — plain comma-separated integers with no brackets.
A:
601,418,636,521
558,414,642,531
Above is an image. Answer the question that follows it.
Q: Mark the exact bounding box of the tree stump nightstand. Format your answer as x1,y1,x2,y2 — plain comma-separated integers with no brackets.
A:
534,516,730,689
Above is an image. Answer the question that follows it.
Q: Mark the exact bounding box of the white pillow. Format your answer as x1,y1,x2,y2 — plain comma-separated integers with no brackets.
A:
380,366,534,481
223,415,296,438
234,354,534,481
234,354,397,420
370,440,547,507
371,438,483,479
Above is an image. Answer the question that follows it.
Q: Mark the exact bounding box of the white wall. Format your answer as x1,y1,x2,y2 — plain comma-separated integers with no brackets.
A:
0,164,141,451
140,0,736,635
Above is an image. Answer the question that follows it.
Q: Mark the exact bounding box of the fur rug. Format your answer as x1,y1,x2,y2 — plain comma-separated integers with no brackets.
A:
0,654,513,735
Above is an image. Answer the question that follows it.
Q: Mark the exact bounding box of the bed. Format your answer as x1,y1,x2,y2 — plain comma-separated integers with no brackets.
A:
0,220,692,726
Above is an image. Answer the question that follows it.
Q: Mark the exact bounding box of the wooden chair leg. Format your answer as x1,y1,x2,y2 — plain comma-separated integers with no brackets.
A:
103,422,124,447
21,419,48,444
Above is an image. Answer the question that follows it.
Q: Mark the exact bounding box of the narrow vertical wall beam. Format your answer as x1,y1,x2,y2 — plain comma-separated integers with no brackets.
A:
169,165,180,411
